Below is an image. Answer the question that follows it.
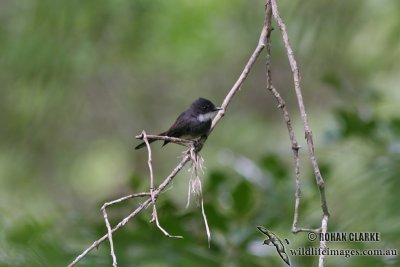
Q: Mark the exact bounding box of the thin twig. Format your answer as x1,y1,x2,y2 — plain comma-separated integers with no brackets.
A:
143,131,183,238
263,0,311,234
143,130,156,219
101,193,151,210
100,193,150,267
319,215,329,267
68,155,191,267
269,0,330,266
269,0,329,216
102,208,117,267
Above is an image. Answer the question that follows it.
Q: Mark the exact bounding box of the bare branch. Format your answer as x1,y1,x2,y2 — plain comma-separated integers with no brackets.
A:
268,0,330,266
143,130,156,216
102,207,117,267
101,193,150,210
68,155,191,267
263,0,307,234
143,131,183,239
269,0,329,216
99,192,151,267
319,215,329,267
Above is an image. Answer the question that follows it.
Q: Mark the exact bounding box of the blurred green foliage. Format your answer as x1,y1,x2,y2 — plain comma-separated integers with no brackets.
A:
1,0,400,266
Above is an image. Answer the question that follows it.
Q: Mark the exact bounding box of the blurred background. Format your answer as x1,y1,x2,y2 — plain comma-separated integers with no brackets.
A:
1,0,399,266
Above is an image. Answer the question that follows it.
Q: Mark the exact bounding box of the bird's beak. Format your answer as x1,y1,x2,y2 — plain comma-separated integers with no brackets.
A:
214,107,223,111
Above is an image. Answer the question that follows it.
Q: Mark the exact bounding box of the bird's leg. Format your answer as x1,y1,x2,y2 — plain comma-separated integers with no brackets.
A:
193,135,207,152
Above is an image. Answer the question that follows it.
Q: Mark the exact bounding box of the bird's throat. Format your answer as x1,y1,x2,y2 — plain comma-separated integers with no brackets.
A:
197,112,214,122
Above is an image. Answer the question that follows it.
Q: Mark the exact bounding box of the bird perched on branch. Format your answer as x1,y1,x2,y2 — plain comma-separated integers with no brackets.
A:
135,98,222,150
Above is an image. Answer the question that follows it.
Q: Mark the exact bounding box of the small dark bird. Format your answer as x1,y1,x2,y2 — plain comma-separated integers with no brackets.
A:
135,98,222,150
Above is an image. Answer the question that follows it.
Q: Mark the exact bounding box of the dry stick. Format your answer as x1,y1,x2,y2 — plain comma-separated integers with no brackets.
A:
263,0,298,231
263,0,320,234
101,193,151,209
100,131,184,267
68,20,270,266
143,131,183,238
68,155,191,267
100,191,152,257
102,130,184,267
144,130,157,220
102,207,118,266
97,133,190,266
144,131,155,219
100,193,150,267
269,0,329,216
269,0,329,266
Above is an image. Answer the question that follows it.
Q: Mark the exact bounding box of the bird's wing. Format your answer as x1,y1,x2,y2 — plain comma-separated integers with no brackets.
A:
163,111,193,137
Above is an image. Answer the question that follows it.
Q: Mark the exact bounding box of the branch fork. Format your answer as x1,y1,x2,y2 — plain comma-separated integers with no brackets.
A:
265,1,329,266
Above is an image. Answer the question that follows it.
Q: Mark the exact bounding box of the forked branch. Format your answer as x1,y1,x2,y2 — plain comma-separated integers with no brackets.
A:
265,1,329,266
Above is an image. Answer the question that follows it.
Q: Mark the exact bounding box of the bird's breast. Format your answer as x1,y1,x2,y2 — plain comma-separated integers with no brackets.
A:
187,118,212,138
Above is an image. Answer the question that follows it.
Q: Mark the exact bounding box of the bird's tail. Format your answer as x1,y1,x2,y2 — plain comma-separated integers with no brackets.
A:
134,132,167,150
134,139,156,150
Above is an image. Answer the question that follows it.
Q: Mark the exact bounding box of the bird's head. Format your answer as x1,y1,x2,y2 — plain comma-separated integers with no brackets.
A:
191,98,222,122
